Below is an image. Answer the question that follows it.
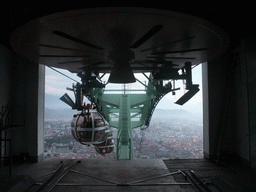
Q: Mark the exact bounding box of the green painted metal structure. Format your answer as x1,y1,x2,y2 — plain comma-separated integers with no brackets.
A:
85,74,175,159
60,62,199,159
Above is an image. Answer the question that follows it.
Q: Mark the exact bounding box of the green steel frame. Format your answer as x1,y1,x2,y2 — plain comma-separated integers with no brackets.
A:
60,62,198,159
85,74,175,159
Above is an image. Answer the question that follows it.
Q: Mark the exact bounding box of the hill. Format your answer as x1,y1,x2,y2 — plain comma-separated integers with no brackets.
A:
45,108,195,120
45,93,202,118
44,108,76,120
152,109,191,118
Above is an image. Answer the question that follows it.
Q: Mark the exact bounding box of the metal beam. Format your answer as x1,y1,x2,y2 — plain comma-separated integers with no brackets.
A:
103,89,146,92
116,95,133,159
90,67,160,73
135,78,156,94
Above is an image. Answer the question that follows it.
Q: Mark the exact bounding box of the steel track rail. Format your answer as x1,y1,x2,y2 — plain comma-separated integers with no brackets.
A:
37,182,192,186
180,170,211,192
35,161,64,192
127,171,181,185
70,169,118,185
35,161,80,192
190,170,211,192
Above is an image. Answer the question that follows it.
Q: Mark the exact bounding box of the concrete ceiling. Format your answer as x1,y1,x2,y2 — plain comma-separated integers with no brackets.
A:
1,3,254,50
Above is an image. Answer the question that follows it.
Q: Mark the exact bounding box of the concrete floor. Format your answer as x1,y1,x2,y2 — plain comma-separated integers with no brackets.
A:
1,159,185,192
1,158,256,191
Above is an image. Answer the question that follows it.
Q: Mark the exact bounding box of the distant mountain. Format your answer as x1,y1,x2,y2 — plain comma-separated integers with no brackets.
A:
45,93,202,120
45,93,72,109
45,93,90,109
44,108,194,120
45,108,76,120
152,109,191,118
156,97,203,118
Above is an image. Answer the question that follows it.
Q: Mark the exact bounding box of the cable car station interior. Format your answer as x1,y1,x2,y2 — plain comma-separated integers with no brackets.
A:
1,4,256,191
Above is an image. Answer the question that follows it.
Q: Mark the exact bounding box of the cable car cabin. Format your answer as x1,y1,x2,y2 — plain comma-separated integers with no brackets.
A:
71,110,110,145
94,133,114,155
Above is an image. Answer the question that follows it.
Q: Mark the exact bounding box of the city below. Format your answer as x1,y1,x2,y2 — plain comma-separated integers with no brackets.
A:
44,109,203,160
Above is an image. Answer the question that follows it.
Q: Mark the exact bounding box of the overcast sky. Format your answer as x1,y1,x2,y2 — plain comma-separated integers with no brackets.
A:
45,64,203,114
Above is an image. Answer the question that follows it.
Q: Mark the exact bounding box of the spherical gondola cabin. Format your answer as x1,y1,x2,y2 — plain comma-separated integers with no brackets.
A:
71,110,110,145
94,135,114,155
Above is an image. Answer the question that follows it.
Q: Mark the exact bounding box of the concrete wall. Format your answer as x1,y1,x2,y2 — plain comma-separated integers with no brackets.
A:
38,64,45,161
203,50,234,160
202,62,209,158
0,45,12,160
0,45,45,162
0,46,11,108
203,36,256,166
232,43,250,164
242,36,256,168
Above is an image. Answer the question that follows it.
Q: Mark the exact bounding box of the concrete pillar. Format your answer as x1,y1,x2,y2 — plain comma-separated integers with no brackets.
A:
24,62,45,162
0,45,11,107
38,64,45,161
0,45,45,162
202,62,210,158
204,52,233,160
0,45,12,162
204,48,250,164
